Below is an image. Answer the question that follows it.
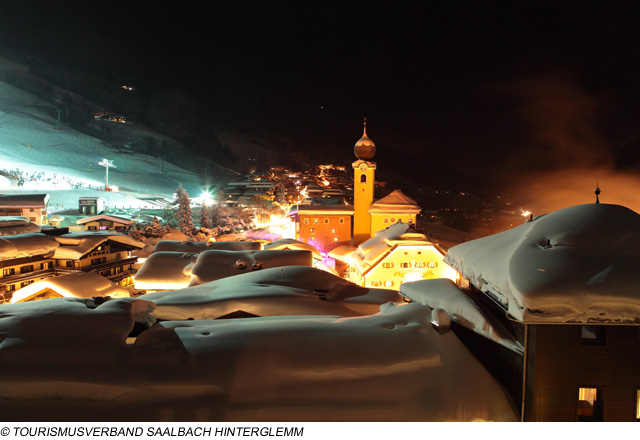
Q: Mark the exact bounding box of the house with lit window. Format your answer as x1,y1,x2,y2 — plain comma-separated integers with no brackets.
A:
289,204,354,253
439,202,640,422
52,231,144,288
330,222,456,290
75,214,134,232
0,194,49,225
0,233,59,302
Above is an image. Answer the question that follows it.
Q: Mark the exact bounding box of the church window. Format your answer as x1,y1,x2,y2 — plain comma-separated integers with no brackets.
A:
390,217,396,223
427,262,438,268
360,174,367,183
384,218,388,224
324,218,329,224
382,262,394,269
310,235,315,240
310,228,315,233
400,262,411,269
314,218,319,224
304,218,309,224
334,237,339,242
331,228,336,233
339,218,345,224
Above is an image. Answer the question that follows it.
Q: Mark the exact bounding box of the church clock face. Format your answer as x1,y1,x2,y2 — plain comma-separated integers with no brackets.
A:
359,162,368,171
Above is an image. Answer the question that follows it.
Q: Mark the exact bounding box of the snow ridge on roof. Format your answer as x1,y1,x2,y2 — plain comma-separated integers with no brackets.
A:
445,203,640,323
369,189,421,214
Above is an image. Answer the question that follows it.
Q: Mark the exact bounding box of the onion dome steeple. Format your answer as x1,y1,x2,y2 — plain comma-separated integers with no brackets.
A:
354,118,376,160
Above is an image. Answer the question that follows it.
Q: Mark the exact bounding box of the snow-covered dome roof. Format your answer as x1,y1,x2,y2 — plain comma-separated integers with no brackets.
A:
445,203,640,323
354,118,376,160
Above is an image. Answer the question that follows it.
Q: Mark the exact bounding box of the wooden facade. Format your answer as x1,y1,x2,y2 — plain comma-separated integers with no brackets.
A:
523,323,640,421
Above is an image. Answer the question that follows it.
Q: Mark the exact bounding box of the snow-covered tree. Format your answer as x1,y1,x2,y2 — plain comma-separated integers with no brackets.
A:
200,202,210,229
175,184,194,235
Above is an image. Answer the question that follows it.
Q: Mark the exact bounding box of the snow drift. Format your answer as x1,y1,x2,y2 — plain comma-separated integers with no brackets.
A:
444,203,640,323
0,294,518,421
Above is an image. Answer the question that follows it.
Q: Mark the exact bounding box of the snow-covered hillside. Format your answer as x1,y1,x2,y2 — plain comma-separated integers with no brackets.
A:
0,56,215,212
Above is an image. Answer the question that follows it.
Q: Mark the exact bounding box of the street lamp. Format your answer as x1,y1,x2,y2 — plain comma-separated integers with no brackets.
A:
98,159,116,190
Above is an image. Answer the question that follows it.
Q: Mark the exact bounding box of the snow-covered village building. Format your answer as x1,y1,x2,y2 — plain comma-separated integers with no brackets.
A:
133,247,313,292
0,232,59,301
368,189,421,237
331,222,457,290
421,202,640,421
0,193,49,225
53,231,143,287
289,204,354,253
75,213,135,232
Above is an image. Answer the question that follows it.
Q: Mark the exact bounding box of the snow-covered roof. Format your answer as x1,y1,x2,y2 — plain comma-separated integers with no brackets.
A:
152,240,260,253
53,231,144,259
353,222,442,269
0,216,41,236
75,214,134,225
328,245,357,262
141,266,377,320
401,279,523,353
368,189,421,214
445,203,640,323
0,233,58,260
0,295,517,421
133,251,199,290
0,193,49,208
189,249,313,286
263,238,322,259
10,271,130,303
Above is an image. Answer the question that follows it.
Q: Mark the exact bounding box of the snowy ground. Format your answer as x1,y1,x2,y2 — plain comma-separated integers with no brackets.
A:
0,56,212,213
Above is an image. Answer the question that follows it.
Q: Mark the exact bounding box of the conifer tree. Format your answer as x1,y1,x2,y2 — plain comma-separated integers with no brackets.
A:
200,201,210,229
175,184,194,235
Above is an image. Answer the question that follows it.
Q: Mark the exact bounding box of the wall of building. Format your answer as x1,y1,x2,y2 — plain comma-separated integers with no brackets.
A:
525,323,640,421
296,214,352,252
370,213,418,237
356,245,455,290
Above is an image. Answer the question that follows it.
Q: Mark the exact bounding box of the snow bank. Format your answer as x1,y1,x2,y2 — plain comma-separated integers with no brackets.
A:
189,249,313,286
152,240,261,253
0,216,41,236
400,279,523,352
445,203,640,323
141,266,389,320
0,274,517,421
10,272,131,303
0,233,58,260
133,251,199,290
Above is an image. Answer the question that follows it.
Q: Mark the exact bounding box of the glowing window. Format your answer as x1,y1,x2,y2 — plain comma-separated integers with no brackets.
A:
314,218,319,224
310,235,315,240
310,228,315,233
636,390,640,421
331,228,336,233
334,237,339,242
577,387,603,421
2,268,14,277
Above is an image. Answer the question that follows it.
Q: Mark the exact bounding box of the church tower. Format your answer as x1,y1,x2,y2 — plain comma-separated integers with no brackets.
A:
352,118,377,245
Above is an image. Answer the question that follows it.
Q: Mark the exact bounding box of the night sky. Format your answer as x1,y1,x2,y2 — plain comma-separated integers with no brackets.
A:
2,1,640,211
